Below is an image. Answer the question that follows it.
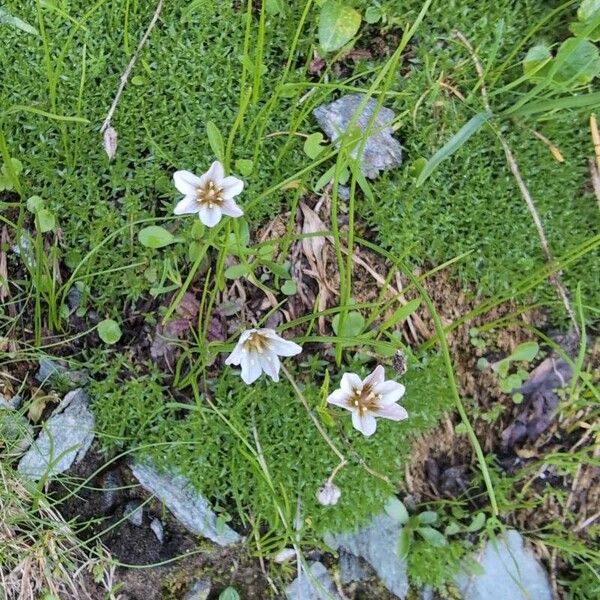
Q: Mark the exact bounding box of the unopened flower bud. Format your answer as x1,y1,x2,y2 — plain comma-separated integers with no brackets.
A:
316,481,341,506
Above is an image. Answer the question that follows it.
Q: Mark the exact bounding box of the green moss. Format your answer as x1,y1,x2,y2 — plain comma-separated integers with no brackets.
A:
91,352,452,534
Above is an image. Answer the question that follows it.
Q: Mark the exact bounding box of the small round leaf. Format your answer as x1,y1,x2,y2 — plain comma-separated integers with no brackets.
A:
98,319,122,344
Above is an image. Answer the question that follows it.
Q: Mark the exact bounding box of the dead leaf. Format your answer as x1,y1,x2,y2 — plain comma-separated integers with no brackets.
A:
28,388,59,423
103,126,118,161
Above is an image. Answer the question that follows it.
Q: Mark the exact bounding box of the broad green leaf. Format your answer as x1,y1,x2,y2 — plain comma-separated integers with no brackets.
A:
281,280,297,295
444,522,461,536
234,158,253,176
512,392,524,404
332,311,365,337
553,38,600,86
417,511,438,524
26,195,45,213
509,341,539,362
0,8,39,35
264,261,290,279
364,6,382,24
303,132,327,159
416,112,493,186
219,588,240,600
492,358,510,378
224,263,251,279
385,497,409,525
138,226,176,249
417,526,448,547
130,75,145,86
37,208,56,233
522,44,552,79
206,121,225,162
397,527,412,559
318,1,361,53
571,0,600,41
97,319,122,344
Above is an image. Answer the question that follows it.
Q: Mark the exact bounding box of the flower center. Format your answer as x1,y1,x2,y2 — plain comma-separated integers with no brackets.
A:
196,180,224,208
244,331,269,353
350,384,382,415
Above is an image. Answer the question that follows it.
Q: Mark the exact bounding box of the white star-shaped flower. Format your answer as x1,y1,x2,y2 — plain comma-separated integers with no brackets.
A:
327,365,408,436
173,161,244,227
225,328,302,385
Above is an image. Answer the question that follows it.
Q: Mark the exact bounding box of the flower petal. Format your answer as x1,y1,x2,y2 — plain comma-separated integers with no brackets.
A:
340,373,362,394
225,342,244,366
259,351,281,381
173,170,202,195
220,198,244,218
372,403,408,421
201,160,225,186
327,389,352,409
260,330,302,357
221,176,244,199
352,411,377,437
173,195,199,215
240,351,262,385
198,205,222,227
373,381,406,405
363,365,385,388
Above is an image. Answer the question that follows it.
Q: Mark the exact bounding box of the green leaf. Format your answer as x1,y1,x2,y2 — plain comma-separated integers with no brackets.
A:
303,132,327,159
417,526,448,547
264,261,290,279
281,280,297,295
26,195,45,213
509,341,539,362
553,38,600,86
416,112,493,186
385,497,409,524
37,208,56,233
512,392,524,404
507,90,600,116
492,358,510,378
0,8,39,35
364,6,382,24
522,44,552,79
224,263,251,279
332,311,365,337
444,522,461,536
130,75,145,86
571,0,600,41
318,1,361,53
97,319,122,344
138,226,176,249
379,299,420,331
466,512,486,532
417,511,438,525
219,588,240,600
397,527,412,559
206,121,225,162
234,158,254,176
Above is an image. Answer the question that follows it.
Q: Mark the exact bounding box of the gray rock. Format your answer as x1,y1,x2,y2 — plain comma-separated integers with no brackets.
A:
35,357,89,390
286,561,341,600
130,461,240,546
101,469,123,513
313,94,402,179
456,530,552,600
325,513,408,599
150,517,164,544
124,500,144,526
183,578,211,600
1,393,22,410
18,389,94,481
338,550,372,584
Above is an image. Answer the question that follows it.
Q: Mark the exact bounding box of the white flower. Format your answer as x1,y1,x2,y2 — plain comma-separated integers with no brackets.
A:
316,481,341,506
327,365,408,437
173,161,244,227
225,328,302,385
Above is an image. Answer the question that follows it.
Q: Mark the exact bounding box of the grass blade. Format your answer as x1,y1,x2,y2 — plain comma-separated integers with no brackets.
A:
416,111,493,186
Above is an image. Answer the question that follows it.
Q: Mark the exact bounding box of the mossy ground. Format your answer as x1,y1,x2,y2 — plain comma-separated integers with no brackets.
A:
1,0,599,595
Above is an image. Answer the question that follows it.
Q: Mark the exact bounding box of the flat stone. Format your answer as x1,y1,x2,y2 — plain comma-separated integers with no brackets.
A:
124,500,144,526
18,389,94,481
35,357,89,390
183,578,211,600
313,94,402,179
150,517,164,544
456,530,552,600
286,561,341,600
325,513,408,599
130,461,240,546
